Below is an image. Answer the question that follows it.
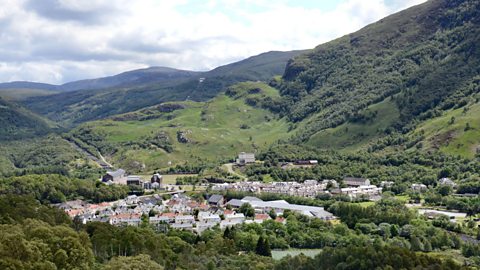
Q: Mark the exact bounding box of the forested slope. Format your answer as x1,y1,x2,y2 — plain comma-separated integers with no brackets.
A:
274,0,480,150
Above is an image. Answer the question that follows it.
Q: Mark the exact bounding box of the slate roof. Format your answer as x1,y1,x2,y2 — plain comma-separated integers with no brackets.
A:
107,169,125,178
208,194,224,204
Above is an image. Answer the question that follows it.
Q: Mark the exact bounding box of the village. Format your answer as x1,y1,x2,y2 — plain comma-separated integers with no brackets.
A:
56,192,335,234
55,152,471,234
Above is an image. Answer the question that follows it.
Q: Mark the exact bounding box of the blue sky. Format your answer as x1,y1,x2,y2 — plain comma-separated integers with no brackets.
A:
0,0,426,84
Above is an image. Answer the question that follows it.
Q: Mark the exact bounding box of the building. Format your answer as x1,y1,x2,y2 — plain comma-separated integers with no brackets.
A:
340,185,382,199
208,194,224,207
151,173,163,185
380,181,394,188
343,177,370,187
227,197,334,220
220,213,245,228
294,160,318,165
102,169,126,183
438,178,456,187
236,152,255,165
110,213,142,226
411,183,427,192
198,212,221,224
127,175,142,186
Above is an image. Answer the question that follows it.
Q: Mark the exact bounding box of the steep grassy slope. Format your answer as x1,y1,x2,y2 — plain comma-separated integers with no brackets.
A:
307,97,400,151
23,50,305,126
0,97,55,141
276,0,480,146
68,82,292,172
413,93,480,158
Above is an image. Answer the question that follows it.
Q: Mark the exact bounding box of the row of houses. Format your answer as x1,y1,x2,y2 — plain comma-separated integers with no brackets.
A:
212,180,335,198
212,178,382,200
56,192,336,234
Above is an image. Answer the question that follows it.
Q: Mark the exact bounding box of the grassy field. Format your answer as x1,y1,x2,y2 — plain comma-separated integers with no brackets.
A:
307,98,400,151
271,249,322,260
71,82,292,172
413,99,480,158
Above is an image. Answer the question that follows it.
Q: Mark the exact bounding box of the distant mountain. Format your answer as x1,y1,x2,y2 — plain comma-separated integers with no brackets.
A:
23,50,306,125
0,97,54,141
0,81,57,91
59,66,199,92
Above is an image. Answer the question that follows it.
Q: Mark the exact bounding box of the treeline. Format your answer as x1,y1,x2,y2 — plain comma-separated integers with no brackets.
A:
249,144,480,187
0,174,130,203
0,193,477,269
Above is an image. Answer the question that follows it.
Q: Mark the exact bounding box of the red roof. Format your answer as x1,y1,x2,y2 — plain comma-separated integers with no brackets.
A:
161,212,177,218
113,213,141,219
275,217,286,223
224,210,234,215
254,214,270,220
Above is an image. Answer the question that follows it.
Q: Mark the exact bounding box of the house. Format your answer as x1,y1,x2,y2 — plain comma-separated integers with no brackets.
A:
126,195,139,205
102,169,126,183
275,216,286,224
236,152,255,165
171,215,195,230
127,175,142,186
196,212,221,233
438,178,456,187
254,214,271,223
151,173,163,185
208,194,224,207
380,181,394,188
343,177,370,187
150,213,176,225
411,183,427,192
220,213,246,228
110,213,142,226
198,212,221,224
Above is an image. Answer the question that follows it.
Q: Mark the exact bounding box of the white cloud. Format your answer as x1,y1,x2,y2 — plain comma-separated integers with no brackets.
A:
0,0,426,84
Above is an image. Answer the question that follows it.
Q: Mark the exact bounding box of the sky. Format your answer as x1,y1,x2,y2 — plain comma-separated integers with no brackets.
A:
0,0,426,84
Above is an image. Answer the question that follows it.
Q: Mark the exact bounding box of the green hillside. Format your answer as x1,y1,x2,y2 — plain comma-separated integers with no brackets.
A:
23,50,305,126
274,0,480,147
68,82,292,172
307,97,400,151
413,93,480,158
0,97,55,141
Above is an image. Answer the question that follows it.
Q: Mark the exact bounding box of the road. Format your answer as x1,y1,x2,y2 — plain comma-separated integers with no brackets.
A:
65,139,113,169
222,163,247,180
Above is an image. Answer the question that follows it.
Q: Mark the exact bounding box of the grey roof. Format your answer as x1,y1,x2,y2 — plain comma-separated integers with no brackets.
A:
243,196,263,202
226,199,245,208
240,197,333,218
208,194,224,204
107,169,125,178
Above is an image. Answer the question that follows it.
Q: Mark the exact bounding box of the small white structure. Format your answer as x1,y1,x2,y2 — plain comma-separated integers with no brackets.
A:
438,178,456,187
411,183,427,192
236,152,255,165
220,213,245,228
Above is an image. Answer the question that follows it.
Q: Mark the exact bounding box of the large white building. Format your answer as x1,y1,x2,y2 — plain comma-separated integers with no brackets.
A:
227,197,334,220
